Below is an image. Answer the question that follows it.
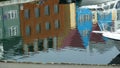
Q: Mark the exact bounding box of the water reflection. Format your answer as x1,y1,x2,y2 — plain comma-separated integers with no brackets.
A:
0,39,120,64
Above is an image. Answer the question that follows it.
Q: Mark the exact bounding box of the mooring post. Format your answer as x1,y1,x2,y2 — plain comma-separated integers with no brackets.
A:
23,44,29,55
33,39,38,52
53,36,57,49
43,38,48,51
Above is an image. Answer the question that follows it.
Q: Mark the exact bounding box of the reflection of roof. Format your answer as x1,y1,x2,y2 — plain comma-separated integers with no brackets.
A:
62,29,85,49
109,54,120,64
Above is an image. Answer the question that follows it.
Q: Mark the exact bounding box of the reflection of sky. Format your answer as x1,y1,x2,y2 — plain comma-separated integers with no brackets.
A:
81,0,115,6
13,41,120,64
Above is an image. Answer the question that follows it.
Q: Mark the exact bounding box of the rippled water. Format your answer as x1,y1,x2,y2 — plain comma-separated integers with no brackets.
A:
0,39,120,64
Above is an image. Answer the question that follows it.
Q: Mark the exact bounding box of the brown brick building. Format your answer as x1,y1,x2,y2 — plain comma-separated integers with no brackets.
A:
20,0,77,54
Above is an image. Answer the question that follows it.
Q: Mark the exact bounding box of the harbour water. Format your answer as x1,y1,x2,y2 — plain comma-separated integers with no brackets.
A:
0,38,120,64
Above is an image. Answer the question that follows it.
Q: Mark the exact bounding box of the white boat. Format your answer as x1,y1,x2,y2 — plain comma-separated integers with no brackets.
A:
92,29,120,40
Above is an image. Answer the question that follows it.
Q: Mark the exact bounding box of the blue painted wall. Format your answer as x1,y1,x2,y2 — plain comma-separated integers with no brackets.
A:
76,8,93,48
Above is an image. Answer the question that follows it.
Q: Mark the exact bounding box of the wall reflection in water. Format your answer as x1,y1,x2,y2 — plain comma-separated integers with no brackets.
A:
0,38,120,64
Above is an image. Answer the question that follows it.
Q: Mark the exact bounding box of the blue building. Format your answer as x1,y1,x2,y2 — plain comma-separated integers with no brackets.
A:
76,8,93,48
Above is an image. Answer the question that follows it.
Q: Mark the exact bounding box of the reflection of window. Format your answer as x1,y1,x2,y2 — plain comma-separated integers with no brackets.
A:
79,16,82,23
24,9,30,19
88,15,90,21
45,22,50,30
44,5,50,15
36,24,41,33
92,14,95,19
54,4,59,14
81,15,84,22
55,20,60,29
110,3,115,9
35,8,40,18
26,25,31,36
9,26,17,36
82,29,89,36
117,13,120,20
118,24,120,29
7,10,18,19
116,1,120,9
0,29,2,38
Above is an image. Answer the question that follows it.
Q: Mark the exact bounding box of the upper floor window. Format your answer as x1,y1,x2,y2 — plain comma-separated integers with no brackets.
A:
45,22,51,30
26,25,31,36
35,7,40,18
54,4,59,14
36,24,41,33
44,5,50,15
24,9,30,19
55,20,60,29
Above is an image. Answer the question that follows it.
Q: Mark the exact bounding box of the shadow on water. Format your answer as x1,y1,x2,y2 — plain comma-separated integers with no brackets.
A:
0,38,120,64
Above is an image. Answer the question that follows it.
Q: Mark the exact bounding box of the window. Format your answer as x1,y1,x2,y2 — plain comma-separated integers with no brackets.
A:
9,26,17,36
54,4,59,14
36,24,41,33
24,9,30,19
35,7,40,18
116,1,120,9
44,5,50,15
55,20,60,29
26,25,31,36
45,22,50,30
